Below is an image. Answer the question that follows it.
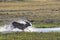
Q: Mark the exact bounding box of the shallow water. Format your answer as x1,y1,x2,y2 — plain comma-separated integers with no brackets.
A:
0,25,60,33
31,28,60,32
0,20,60,33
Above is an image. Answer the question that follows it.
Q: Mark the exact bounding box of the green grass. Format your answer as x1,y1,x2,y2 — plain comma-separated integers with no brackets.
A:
33,23,60,28
0,32,60,40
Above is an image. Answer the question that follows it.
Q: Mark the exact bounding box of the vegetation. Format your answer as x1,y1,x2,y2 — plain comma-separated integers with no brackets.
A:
0,1,60,40
33,23,60,28
0,32,60,40
0,1,60,27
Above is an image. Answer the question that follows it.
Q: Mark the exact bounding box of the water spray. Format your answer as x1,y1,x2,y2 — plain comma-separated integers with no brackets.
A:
0,19,60,33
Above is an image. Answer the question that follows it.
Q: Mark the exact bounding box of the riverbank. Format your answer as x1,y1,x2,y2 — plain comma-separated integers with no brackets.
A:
0,32,60,40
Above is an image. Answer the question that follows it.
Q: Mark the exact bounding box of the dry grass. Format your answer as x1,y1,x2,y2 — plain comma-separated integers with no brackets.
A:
0,1,60,25
0,2,60,10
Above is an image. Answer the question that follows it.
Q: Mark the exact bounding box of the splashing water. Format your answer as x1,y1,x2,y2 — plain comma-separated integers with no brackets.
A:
0,20,33,33
0,25,33,33
0,20,60,33
1,25,60,33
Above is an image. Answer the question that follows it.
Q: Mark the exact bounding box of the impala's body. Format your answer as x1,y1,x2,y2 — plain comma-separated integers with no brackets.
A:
12,21,31,30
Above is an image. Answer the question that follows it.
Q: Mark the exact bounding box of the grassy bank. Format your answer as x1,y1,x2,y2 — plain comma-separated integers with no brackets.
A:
33,23,60,28
0,32,60,40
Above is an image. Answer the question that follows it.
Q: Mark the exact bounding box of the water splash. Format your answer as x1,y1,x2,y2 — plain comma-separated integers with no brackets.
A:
0,20,60,33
